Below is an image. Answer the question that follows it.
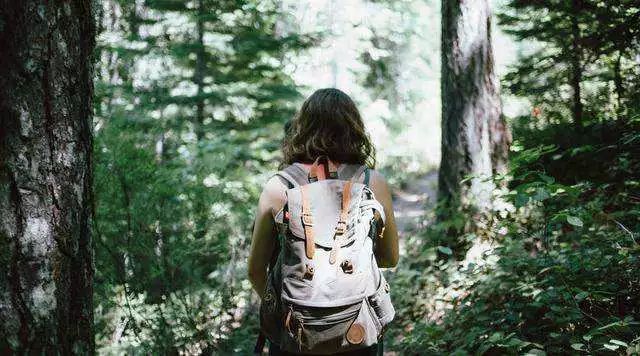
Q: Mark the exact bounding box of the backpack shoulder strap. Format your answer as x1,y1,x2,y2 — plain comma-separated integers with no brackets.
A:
350,165,371,186
275,163,309,188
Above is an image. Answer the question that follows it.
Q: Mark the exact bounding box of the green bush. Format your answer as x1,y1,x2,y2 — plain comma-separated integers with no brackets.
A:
391,119,640,355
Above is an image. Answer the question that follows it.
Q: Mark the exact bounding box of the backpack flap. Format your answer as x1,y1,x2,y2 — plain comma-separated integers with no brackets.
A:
286,180,366,250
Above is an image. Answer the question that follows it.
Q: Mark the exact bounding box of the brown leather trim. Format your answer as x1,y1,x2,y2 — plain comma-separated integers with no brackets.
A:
300,184,315,259
346,322,365,345
339,181,352,232
329,181,352,264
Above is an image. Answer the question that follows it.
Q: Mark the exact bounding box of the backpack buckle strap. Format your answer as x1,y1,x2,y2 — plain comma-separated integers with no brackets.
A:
329,238,339,264
300,185,315,259
303,224,315,259
330,181,352,264
329,181,352,264
301,212,314,226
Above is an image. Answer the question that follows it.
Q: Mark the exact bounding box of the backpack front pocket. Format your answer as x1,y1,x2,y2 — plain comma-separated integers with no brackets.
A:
280,299,379,355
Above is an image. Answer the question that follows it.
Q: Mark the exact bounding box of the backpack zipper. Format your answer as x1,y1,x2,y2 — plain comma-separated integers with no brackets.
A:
285,301,362,326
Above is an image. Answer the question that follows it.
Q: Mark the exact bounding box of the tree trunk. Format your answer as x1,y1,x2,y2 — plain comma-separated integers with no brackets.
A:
570,1,584,128
613,51,625,119
0,1,95,353
438,0,510,224
194,0,206,142
193,0,209,240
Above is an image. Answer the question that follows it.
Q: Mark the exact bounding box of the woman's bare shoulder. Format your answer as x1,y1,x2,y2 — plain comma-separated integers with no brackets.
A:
260,174,288,216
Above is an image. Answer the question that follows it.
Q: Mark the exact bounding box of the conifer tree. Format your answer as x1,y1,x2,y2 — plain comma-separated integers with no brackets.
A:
0,0,95,352
93,0,310,351
499,0,640,124
439,0,510,232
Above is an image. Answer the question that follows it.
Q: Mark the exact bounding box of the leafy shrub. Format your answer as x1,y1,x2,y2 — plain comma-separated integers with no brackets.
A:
391,119,640,355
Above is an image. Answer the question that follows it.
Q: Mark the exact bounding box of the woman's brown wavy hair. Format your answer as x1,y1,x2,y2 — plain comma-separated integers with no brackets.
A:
282,88,376,168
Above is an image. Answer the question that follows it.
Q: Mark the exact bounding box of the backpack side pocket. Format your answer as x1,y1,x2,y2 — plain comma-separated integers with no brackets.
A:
260,274,282,343
366,273,395,335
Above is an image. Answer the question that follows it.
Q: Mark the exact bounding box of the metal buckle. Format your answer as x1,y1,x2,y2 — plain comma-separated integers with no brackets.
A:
303,263,314,280
340,259,354,274
335,221,346,235
302,213,313,226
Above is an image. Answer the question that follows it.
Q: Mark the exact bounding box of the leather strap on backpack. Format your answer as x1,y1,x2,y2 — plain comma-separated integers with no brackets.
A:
300,184,315,259
330,180,352,264
337,180,352,234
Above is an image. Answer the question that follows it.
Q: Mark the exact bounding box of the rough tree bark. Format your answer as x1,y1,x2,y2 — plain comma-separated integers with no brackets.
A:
0,0,95,353
438,0,511,222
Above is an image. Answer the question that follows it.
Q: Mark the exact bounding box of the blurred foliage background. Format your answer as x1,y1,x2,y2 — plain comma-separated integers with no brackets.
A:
93,0,639,354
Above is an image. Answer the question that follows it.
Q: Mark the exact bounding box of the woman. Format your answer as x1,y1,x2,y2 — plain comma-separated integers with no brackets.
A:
248,88,399,355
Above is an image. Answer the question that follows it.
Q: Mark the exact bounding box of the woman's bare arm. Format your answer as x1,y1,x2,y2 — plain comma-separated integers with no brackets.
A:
369,170,399,268
247,176,286,297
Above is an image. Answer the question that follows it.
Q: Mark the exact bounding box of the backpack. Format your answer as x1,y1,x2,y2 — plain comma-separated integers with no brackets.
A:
259,156,395,355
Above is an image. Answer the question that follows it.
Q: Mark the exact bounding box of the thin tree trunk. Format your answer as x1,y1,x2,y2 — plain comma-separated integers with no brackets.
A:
438,0,509,225
0,0,95,353
194,0,206,142
151,113,169,300
613,50,625,119
193,0,209,240
570,1,584,128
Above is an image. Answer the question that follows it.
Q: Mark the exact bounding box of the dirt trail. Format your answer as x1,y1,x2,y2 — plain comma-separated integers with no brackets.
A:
391,170,439,239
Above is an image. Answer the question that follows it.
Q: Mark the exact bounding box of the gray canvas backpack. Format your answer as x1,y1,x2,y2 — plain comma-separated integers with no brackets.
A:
259,156,395,354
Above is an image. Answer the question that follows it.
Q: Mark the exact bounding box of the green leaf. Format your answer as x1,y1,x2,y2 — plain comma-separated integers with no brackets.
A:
598,320,624,330
567,216,583,227
571,343,585,351
603,343,619,351
538,173,555,184
477,343,492,355
533,187,550,202
575,291,589,301
515,192,530,207
609,339,628,347
437,246,453,255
